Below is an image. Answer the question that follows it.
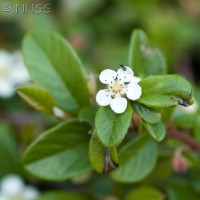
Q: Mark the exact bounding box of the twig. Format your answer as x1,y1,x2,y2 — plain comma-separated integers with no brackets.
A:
131,113,141,132
167,124,200,150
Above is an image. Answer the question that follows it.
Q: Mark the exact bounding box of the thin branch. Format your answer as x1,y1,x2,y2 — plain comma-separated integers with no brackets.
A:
167,124,200,150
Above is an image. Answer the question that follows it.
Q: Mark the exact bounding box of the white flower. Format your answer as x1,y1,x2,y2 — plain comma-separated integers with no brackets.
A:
96,66,142,114
10,51,30,85
0,175,39,200
0,50,29,98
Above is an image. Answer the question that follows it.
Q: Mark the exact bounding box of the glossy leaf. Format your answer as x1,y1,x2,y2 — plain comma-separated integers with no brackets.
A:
23,119,92,181
89,133,118,174
37,191,91,200
95,104,132,148
138,75,193,109
125,186,164,200
23,30,89,115
17,84,56,114
111,135,157,183
128,29,167,77
143,121,166,142
131,102,161,124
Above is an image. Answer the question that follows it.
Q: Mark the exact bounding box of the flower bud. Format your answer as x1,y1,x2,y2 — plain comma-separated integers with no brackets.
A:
172,154,188,173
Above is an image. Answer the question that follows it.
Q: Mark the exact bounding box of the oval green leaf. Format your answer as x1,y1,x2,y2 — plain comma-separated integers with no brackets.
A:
23,30,89,115
23,119,92,181
125,186,164,200
17,84,56,114
138,75,193,108
128,29,167,77
37,191,91,200
131,102,161,124
111,135,157,183
142,120,166,142
89,133,118,174
95,104,132,148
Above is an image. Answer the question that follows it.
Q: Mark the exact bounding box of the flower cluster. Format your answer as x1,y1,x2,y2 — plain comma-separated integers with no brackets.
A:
0,175,39,200
0,50,29,98
96,66,142,114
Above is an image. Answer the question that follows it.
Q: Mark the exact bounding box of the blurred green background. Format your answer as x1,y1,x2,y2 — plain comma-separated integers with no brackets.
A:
0,0,200,75
0,0,200,199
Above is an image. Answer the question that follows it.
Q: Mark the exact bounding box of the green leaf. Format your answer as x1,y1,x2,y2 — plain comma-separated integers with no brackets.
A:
138,75,193,108
146,155,172,181
79,106,97,126
131,102,161,124
89,133,118,174
95,104,132,148
23,30,89,115
125,186,164,200
23,119,92,181
17,84,56,114
37,191,91,200
128,29,167,77
143,121,166,142
111,135,157,183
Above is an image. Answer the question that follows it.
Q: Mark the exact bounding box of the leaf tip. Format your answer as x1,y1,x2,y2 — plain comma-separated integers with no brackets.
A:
178,95,194,107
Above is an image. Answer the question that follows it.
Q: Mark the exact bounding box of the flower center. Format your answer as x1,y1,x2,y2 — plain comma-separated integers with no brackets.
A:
110,81,123,94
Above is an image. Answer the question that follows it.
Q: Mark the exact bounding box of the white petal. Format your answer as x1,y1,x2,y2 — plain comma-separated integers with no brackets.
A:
110,95,127,114
0,50,11,67
23,186,39,200
0,195,7,200
126,81,142,101
10,51,30,84
11,67,30,84
0,175,24,195
131,76,141,84
117,66,134,82
96,89,112,106
99,69,117,84
0,80,15,98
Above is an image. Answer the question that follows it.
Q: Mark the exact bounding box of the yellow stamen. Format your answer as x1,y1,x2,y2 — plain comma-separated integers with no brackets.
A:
111,82,123,94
